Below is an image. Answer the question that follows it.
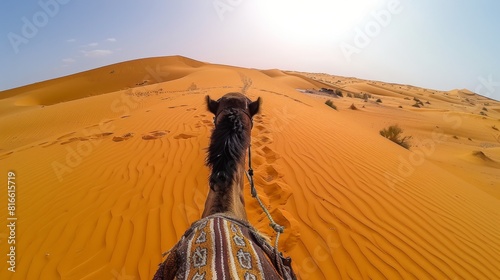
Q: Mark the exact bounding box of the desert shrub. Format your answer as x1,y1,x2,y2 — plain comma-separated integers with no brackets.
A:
376,99,382,103
188,82,198,91
325,99,337,110
480,111,487,116
349,103,357,110
353,92,371,100
414,97,425,105
412,99,424,107
493,125,498,131
335,89,343,97
321,88,334,94
482,107,488,111
380,125,411,149
347,93,353,98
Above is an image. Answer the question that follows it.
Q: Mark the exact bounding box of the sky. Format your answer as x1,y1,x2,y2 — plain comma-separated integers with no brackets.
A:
1,0,500,100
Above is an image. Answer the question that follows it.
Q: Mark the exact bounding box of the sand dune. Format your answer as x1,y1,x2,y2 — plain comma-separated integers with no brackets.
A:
1,56,499,279
463,150,500,169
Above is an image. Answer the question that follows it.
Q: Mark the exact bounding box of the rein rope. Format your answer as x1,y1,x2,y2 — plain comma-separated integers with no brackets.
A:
214,107,285,251
245,143,285,251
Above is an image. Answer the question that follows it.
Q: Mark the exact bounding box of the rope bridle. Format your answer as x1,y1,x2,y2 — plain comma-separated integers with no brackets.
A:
213,106,285,251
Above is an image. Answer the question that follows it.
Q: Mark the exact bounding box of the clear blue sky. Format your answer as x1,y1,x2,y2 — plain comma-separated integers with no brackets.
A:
1,0,499,100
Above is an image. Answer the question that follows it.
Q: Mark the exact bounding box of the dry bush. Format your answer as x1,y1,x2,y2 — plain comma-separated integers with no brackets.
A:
325,99,337,110
380,125,411,149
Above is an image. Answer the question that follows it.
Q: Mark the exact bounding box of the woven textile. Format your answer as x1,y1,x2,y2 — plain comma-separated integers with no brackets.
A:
153,215,296,280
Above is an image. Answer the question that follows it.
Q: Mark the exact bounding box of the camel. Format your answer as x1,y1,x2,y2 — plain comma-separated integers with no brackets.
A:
153,92,296,279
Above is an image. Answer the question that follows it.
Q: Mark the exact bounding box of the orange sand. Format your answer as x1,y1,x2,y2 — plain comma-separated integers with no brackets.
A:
1,56,499,279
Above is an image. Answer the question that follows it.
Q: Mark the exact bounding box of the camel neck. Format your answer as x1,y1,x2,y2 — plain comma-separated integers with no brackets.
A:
202,163,248,221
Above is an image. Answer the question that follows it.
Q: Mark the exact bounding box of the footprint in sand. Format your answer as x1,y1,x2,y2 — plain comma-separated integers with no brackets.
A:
91,132,113,138
142,130,169,140
57,132,77,140
60,132,114,145
252,118,280,164
260,146,279,164
262,165,281,182
168,105,188,109
112,133,134,142
255,124,265,130
61,137,89,145
174,133,196,140
0,151,13,160
247,121,299,246
40,141,58,148
84,119,114,129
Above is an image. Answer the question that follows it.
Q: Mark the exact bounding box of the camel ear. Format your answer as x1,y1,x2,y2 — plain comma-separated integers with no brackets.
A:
249,97,261,117
206,95,219,115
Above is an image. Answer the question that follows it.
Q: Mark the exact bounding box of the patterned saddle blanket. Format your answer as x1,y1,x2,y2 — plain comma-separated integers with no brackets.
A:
153,214,296,280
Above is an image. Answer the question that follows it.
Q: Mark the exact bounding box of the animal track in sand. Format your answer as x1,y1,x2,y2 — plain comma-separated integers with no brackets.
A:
112,133,134,142
174,133,196,140
40,141,58,148
84,119,114,129
248,115,299,248
252,121,280,164
259,146,279,164
252,118,283,181
60,133,114,145
57,132,76,140
167,105,188,109
0,151,13,160
0,130,116,158
194,114,213,124
263,165,280,182
142,130,169,140
255,124,265,130
193,114,213,129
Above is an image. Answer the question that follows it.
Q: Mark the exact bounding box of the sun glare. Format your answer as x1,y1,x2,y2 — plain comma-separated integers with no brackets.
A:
255,0,385,38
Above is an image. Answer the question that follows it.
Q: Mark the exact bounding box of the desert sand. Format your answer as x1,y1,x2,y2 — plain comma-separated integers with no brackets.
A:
0,56,499,279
